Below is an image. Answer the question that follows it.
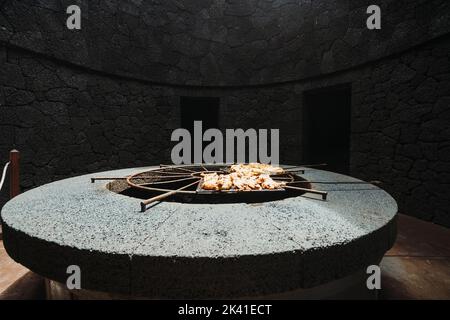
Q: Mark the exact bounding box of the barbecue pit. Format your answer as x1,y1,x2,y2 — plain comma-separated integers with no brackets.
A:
92,164,328,211
1,165,397,299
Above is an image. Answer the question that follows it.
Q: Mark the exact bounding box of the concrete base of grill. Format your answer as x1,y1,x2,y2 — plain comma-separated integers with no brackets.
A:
1,166,397,299
45,267,378,300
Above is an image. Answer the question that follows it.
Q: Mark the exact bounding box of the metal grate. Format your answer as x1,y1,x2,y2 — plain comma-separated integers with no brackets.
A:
92,164,330,212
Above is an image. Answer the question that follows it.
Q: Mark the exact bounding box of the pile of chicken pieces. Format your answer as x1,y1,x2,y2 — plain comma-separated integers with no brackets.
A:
201,163,285,191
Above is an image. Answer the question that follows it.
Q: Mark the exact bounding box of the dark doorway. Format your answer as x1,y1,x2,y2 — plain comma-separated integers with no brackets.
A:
180,96,220,162
180,97,219,131
303,84,351,174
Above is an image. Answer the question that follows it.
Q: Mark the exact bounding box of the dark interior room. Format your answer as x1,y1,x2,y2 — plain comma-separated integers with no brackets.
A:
0,0,449,306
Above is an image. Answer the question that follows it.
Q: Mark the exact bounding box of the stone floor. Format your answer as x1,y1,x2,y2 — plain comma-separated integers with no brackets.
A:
0,213,449,300
0,239,29,296
380,214,450,299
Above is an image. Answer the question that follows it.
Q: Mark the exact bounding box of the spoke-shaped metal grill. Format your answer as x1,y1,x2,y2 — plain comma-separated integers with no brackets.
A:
92,164,331,212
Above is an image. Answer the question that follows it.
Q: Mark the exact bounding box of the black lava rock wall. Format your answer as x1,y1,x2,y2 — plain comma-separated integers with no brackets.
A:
1,35,449,226
0,1,449,227
1,0,449,86
0,45,303,208
351,37,450,227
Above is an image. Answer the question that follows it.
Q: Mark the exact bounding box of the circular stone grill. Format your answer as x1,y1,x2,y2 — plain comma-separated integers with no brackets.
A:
1,165,397,299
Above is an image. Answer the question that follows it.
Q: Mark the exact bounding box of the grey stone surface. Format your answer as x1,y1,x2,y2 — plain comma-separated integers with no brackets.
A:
1,35,450,227
0,2,449,228
1,0,449,86
1,167,397,297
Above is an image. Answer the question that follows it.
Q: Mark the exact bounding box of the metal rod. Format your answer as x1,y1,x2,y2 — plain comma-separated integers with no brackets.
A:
91,174,192,183
144,175,191,179
147,170,192,176
283,163,328,169
284,185,328,200
286,180,382,185
91,177,128,183
270,173,295,182
196,170,228,175
159,164,172,167
127,178,197,194
141,176,198,185
9,149,20,199
159,164,196,172
282,168,305,173
134,175,192,179
170,167,195,173
140,179,200,212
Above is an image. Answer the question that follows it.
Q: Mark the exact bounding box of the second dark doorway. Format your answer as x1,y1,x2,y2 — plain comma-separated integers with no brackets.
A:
303,84,351,174
180,96,219,132
180,96,220,162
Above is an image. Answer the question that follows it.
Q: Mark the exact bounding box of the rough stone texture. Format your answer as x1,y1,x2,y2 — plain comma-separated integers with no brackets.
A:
0,0,449,86
1,167,397,297
0,45,302,210
350,41,450,227
0,4,449,227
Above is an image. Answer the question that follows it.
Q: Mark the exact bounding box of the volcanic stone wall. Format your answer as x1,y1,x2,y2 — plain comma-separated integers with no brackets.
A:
1,0,449,86
0,45,303,209
0,0,449,227
351,36,450,227
1,34,449,226
295,35,450,227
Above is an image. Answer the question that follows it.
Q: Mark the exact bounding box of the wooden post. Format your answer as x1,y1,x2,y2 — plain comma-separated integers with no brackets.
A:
10,149,20,199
